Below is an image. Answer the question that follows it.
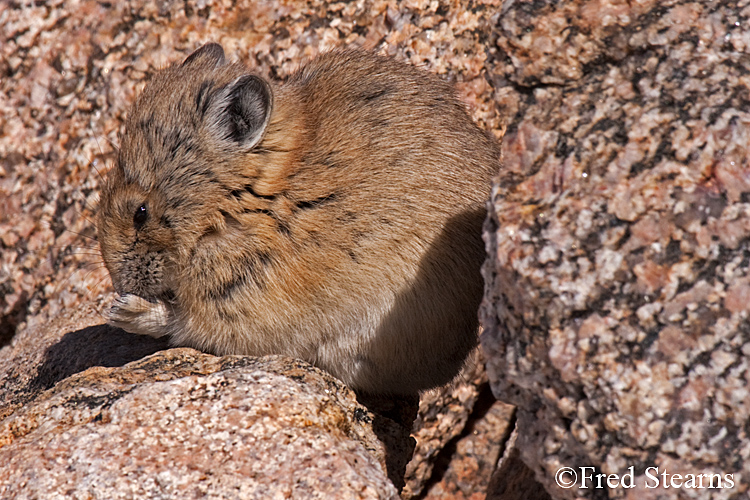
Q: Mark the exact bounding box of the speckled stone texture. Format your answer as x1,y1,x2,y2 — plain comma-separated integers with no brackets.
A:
0,304,169,421
404,351,516,500
1,0,514,497
0,304,419,495
482,1,750,499
0,349,399,499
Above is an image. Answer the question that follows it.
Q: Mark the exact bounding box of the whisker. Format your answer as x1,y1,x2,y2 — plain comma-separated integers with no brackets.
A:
77,189,102,215
67,244,101,253
90,137,109,183
101,135,120,153
78,262,107,270
70,252,103,262
66,241,100,250
74,209,98,229
83,200,97,216
62,229,98,242
51,246,101,260
53,267,94,293
89,273,114,295
75,267,109,290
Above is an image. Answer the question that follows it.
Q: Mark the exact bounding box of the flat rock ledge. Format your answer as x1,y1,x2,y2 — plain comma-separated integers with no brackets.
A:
0,349,400,499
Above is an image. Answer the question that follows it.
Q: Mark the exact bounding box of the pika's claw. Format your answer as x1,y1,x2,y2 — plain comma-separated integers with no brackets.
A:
106,294,171,338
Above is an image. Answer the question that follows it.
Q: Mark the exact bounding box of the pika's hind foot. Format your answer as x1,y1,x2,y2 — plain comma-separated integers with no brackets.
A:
106,294,171,338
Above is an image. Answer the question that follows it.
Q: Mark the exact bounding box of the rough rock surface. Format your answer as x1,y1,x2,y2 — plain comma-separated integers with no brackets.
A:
0,348,400,499
0,303,169,421
1,0,513,497
404,351,516,500
487,427,553,500
482,1,750,499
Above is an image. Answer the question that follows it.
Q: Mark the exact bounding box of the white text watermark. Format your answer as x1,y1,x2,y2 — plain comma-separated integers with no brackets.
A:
555,466,735,490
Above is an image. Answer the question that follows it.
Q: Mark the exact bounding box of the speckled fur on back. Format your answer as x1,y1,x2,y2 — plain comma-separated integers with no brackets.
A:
97,43,500,395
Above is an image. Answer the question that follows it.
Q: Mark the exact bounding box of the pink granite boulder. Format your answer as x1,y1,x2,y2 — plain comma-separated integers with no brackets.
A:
482,1,750,498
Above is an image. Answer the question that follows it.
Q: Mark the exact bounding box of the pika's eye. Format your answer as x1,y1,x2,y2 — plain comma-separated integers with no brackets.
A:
133,204,148,229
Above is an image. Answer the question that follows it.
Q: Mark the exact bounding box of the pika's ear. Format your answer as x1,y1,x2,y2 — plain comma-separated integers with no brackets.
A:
207,75,273,149
183,43,226,68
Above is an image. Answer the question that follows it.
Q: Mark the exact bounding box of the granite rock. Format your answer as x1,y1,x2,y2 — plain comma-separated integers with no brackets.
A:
404,350,516,500
487,426,553,500
0,348,400,499
0,303,169,421
482,0,750,498
0,302,510,499
0,304,418,496
418,395,516,500
1,0,514,497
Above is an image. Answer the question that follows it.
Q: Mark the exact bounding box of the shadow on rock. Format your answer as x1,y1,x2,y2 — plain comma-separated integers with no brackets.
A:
30,324,169,392
356,391,419,493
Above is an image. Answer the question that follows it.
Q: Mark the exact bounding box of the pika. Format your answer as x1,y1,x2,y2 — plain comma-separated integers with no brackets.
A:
97,43,500,395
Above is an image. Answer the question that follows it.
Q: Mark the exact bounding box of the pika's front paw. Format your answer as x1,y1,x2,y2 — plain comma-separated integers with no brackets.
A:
106,294,171,338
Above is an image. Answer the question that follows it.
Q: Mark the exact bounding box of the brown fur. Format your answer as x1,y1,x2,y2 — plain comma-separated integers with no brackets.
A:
97,43,500,395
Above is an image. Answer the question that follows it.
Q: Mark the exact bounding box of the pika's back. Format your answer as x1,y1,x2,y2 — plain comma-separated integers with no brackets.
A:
288,50,496,199
98,44,500,395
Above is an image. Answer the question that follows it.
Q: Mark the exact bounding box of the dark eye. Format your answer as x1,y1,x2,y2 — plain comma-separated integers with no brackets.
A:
133,204,148,230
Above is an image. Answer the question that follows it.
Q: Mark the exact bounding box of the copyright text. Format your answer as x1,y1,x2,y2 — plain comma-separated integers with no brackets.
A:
555,466,735,490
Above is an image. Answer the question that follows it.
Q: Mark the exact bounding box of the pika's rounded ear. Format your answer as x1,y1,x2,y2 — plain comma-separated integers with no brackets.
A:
183,43,226,68
207,75,273,149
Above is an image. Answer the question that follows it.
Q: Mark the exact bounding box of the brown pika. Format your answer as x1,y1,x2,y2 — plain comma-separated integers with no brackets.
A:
97,43,500,395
